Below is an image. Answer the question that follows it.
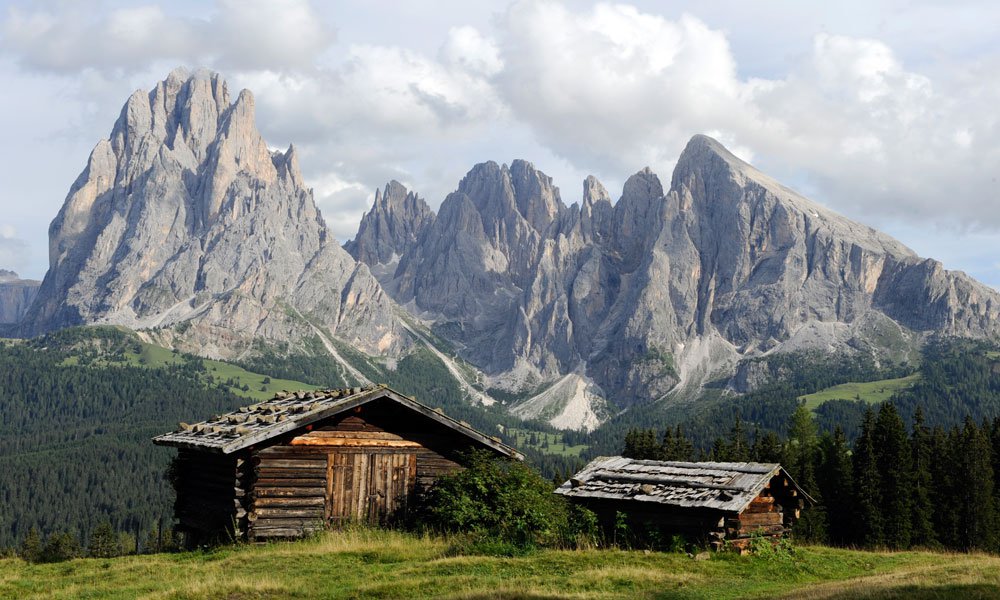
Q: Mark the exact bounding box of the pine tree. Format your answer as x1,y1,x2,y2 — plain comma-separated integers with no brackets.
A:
874,403,912,549
786,404,826,543
88,520,119,558
818,426,853,545
785,405,820,495
751,430,783,463
956,417,995,550
40,531,81,563
725,415,750,461
19,527,41,563
623,429,659,459
910,407,937,547
931,426,961,546
852,408,883,546
668,426,694,461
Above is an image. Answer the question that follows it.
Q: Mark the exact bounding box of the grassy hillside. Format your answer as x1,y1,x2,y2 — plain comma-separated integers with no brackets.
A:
799,374,920,411
2,529,999,599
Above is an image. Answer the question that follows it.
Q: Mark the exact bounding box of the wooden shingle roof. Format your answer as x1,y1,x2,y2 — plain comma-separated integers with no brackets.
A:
555,456,812,513
153,385,522,459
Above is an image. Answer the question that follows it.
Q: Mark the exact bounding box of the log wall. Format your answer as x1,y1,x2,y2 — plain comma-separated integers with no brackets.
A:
245,397,483,541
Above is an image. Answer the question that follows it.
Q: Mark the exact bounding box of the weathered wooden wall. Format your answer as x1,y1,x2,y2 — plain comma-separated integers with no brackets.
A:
244,397,484,540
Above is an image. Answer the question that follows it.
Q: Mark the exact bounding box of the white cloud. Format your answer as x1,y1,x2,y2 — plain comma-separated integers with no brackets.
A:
0,0,334,73
0,225,29,273
494,2,750,176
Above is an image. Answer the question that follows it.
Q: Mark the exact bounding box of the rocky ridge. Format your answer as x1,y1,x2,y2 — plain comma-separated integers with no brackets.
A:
350,135,1000,425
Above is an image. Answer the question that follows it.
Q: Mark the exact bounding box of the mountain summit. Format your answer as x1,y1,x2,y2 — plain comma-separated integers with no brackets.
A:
22,68,408,360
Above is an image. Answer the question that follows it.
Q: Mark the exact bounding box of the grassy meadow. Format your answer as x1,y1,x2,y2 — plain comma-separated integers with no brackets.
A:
798,374,920,411
505,428,589,457
2,529,999,599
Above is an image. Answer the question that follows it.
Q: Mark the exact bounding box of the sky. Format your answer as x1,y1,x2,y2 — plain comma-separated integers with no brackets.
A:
1,0,999,287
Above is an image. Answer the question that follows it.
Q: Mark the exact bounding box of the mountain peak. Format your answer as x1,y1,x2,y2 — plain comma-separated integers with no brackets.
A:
345,180,435,268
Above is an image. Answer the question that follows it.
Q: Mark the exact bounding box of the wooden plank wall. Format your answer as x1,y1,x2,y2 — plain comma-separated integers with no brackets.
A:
247,398,481,541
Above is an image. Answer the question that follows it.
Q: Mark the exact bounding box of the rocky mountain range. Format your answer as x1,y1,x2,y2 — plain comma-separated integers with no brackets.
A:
349,136,1000,425
15,69,1000,431
0,270,39,324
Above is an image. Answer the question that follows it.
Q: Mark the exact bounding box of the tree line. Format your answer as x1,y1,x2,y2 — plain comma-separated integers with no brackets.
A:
623,402,1000,551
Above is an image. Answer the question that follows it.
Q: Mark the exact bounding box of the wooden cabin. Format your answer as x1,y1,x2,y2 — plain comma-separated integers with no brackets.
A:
555,457,813,551
153,385,522,545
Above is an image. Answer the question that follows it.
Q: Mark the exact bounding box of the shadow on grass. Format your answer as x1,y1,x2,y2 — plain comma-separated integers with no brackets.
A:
824,583,1000,599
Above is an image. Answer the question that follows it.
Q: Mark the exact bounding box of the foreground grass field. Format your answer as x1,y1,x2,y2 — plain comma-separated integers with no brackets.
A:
2,529,999,599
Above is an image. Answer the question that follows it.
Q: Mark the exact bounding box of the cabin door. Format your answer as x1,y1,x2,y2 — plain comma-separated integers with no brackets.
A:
326,452,415,525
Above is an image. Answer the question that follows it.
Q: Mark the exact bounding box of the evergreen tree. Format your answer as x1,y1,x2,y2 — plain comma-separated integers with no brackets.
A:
874,403,912,549
725,415,750,461
88,520,119,558
665,426,694,461
19,527,41,563
751,430,783,463
910,407,937,547
40,531,81,563
956,417,996,550
622,429,659,459
852,408,883,546
785,405,820,495
818,426,853,545
931,427,961,547
786,405,826,543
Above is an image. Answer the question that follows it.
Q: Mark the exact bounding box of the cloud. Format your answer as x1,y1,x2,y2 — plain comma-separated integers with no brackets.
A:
0,225,29,273
489,1,1000,231
0,0,334,73
494,2,749,176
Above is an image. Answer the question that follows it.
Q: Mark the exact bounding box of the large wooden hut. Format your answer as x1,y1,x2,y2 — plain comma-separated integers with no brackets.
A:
556,457,813,551
153,385,521,544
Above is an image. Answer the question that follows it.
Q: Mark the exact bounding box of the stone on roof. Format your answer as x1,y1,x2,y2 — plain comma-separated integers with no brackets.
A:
555,457,811,513
153,385,521,459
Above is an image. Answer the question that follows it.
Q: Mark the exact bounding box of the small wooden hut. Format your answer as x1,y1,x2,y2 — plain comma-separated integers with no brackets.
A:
153,385,521,545
555,457,813,551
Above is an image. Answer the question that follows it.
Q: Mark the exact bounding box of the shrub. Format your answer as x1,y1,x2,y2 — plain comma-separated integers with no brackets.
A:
421,450,595,550
19,527,42,562
40,531,81,563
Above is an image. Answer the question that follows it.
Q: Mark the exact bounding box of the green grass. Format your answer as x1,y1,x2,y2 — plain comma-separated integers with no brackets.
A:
61,338,319,401
2,530,999,599
799,374,920,412
506,428,590,457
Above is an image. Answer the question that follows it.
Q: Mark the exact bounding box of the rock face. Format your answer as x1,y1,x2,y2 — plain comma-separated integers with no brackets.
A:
22,68,409,359
354,134,1000,421
344,181,435,282
0,270,40,324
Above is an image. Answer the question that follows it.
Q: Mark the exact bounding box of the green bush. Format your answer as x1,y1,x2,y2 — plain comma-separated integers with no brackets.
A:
40,531,81,563
421,450,595,551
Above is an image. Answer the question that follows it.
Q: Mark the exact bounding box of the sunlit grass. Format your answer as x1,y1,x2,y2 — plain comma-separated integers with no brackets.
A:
2,531,998,599
799,374,920,411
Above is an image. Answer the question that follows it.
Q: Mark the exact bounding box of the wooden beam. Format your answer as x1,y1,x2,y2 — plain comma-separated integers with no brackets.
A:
289,437,423,448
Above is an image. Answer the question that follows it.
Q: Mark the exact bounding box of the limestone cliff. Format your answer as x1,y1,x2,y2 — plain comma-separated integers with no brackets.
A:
22,68,409,360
